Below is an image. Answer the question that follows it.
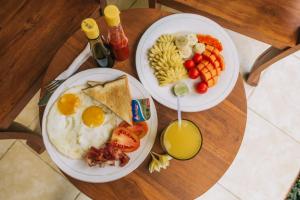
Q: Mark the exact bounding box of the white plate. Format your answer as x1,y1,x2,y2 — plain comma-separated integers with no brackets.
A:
42,68,158,183
136,13,239,112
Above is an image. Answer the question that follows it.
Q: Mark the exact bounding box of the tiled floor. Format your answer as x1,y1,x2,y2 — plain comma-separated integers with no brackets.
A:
1,1,300,200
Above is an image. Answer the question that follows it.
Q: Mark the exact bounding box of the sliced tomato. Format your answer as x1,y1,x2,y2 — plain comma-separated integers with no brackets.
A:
111,127,140,152
118,121,148,139
131,122,148,139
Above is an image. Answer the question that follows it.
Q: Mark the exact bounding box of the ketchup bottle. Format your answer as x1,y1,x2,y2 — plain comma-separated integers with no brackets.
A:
104,5,129,61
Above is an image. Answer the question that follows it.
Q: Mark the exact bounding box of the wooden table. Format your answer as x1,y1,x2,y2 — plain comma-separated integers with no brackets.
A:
40,8,247,200
0,0,99,153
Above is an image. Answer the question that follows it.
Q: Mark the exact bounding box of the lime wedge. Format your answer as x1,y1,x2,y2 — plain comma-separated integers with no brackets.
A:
173,82,189,97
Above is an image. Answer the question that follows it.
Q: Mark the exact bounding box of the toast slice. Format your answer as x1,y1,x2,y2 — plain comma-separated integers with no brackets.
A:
83,75,132,125
87,81,104,87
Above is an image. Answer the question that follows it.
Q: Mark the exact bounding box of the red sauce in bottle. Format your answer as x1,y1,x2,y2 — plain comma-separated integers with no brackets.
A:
108,25,129,61
104,5,130,61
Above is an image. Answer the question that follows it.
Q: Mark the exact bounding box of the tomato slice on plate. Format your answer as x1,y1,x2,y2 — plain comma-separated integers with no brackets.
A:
111,127,140,152
118,121,148,139
131,122,148,139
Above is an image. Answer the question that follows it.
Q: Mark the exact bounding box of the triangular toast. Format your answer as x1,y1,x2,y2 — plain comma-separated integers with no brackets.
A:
83,75,132,125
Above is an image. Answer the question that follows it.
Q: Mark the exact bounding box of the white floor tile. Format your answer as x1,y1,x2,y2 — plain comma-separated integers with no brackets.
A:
223,28,270,99
20,139,62,174
39,150,62,174
28,116,41,133
0,141,80,200
195,183,239,200
0,140,15,158
248,56,300,142
76,192,91,200
14,90,40,127
293,50,300,59
224,30,270,75
219,110,300,200
243,80,255,99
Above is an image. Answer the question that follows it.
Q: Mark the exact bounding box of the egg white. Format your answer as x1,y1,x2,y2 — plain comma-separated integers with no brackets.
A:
47,85,119,159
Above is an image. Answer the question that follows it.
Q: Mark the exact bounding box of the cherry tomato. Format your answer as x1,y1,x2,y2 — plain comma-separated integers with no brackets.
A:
195,82,208,94
118,121,148,139
188,68,200,79
184,60,195,70
192,53,203,64
111,127,140,152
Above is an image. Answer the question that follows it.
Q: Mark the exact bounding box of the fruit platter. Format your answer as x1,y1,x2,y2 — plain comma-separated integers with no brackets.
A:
136,13,239,112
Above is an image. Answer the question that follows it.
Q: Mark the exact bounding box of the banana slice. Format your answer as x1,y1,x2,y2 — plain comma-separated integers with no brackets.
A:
179,46,193,59
175,35,189,49
187,34,198,46
193,42,206,54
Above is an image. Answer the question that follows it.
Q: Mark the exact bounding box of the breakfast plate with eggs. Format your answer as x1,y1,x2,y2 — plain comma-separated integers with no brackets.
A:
42,68,158,183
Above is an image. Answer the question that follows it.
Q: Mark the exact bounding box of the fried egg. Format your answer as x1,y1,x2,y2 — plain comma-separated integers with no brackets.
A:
47,85,119,159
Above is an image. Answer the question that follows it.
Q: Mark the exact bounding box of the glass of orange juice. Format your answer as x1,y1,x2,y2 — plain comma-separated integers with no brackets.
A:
160,119,202,160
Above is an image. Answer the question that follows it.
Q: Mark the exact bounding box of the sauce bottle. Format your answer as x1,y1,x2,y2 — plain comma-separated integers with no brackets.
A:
103,5,129,61
81,18,114,68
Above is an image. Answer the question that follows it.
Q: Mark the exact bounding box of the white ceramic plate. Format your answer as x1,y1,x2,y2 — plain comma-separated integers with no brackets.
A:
42,68,158,183
136,13,239,112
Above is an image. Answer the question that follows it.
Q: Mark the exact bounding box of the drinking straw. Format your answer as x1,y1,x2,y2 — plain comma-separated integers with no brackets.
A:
177,96,182,127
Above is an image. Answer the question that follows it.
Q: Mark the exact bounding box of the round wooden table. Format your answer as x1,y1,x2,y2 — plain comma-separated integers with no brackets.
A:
40,8,247,200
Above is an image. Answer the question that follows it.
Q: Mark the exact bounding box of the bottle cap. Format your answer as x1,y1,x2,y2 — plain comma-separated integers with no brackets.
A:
104,5,121,27
81,18,100,39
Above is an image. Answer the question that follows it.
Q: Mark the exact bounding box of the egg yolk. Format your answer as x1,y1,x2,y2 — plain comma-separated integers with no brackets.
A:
82,106,105,128
57,93,80,115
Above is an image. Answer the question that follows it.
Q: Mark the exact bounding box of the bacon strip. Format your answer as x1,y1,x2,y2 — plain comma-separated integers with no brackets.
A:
85,143,130,167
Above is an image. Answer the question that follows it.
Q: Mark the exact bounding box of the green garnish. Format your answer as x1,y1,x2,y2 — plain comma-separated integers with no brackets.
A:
173,82,189,97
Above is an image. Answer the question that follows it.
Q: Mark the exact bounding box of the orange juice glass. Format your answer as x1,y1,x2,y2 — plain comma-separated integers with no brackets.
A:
161,119,202,160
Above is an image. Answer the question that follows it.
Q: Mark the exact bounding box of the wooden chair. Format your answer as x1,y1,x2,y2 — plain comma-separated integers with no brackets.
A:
0,0,99,153
149,0,300,86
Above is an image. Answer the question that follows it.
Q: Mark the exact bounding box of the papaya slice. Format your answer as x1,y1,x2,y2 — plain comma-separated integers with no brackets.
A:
209,54,217,63
206,63,214,71
206,45,220,56
205,45,215,52
216,67,222,75
206,78,215,87
213,76,218,85
196,63,206,71
201,67,209,73
213,60,220,71
201,59,210,66
200,70,211,82
203,50,211,58
197,34,223,51
205,44,224,71
206,76,218,88
206,64,217,77
203,51,218,64
197,59,210,71
219,55,225,70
